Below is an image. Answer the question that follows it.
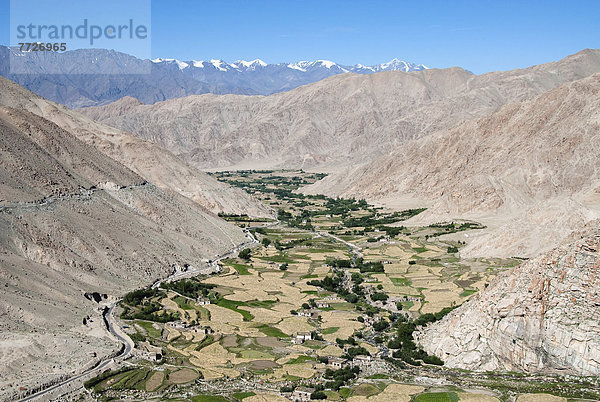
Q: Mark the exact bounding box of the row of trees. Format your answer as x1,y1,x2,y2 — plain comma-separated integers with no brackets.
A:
325,257,384,273
120,301,179,323
160,279,215,298
342,208,426,228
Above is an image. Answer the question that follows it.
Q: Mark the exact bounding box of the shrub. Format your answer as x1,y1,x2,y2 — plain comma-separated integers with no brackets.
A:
344,293,359,303
345,346,370,358
238,248,251,260
372,320,389,332
371,292,389,302
422,354,444,365
123,288,164,306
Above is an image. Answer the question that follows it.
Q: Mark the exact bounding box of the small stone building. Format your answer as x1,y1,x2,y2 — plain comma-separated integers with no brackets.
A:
316,301,330,308
352,355,372,367
292,387,314,401
328,357,346,369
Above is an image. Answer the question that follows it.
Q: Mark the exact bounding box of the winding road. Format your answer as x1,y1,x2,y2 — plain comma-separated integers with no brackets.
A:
318,230,364,259
20,220,278,401
20,302,132,401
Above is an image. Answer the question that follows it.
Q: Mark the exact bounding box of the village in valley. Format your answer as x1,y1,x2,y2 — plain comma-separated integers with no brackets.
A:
84,171,595,402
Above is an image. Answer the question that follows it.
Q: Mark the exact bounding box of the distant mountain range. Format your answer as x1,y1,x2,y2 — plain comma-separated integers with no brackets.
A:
0,46,426,107
152,57,426,97
152,56,426,75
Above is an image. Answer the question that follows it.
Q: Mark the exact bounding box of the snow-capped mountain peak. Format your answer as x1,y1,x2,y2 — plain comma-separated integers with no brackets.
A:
150,58,188,70
149,55,427,95
236,59,267,67
352,63,376,72
372,58,428,72
209,59,229,71
152,56,426,75
315,60,336,69
287,62,307,72
232,59,268,71
175,60,189,70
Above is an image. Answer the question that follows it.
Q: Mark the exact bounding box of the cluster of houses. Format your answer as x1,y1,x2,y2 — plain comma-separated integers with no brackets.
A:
329,354,373,368
166,321,214,334
296,300,331,319
288,355,375,401
360,313,383,326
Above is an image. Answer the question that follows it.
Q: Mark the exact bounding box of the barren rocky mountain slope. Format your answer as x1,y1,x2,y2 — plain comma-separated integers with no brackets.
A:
416,221,600,376
0,103,247,397
81,49,600,170
0,76,272,218
306,74,600,258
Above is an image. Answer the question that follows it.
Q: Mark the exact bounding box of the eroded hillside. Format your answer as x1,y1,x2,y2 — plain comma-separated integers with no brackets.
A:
0,104,246,398
306,74,600,258
80,49,600,170
416,221,600,376
0,76,273,219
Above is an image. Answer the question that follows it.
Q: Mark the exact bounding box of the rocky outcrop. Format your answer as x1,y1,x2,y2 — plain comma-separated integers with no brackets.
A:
416,223,600,375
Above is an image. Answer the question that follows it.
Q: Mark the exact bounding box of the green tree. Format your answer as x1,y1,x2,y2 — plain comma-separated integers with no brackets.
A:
238,248,251,261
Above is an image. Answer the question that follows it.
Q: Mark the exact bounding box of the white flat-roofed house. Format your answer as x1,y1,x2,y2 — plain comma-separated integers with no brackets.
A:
197,297,211,305
298,309,314,317
328,356,346,369
167,321,188,329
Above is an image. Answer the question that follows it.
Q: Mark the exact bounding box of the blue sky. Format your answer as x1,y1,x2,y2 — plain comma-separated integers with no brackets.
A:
0,0,599,74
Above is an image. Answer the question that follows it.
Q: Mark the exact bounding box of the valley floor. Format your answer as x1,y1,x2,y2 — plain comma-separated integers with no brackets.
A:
73,171,600,402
